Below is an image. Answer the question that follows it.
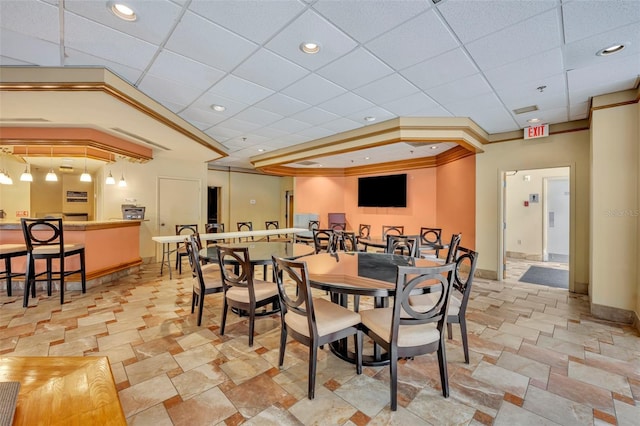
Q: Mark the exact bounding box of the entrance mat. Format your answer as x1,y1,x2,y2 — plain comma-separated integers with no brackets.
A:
519,265,568,289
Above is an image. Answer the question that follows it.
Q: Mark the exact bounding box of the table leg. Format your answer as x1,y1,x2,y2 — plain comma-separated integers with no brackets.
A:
159,243,173,279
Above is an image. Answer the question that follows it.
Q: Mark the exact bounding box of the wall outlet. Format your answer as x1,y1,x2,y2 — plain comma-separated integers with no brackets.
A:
517,239,522,245
249,199,256,205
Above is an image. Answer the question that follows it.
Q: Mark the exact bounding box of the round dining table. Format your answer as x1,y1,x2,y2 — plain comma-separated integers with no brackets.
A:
301,251,442,365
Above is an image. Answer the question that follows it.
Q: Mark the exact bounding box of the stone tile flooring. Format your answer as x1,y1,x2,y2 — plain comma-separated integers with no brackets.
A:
1,262,638,425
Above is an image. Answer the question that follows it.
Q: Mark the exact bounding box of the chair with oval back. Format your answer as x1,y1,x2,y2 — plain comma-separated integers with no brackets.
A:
419,227,443,259
385,235,420,258
382,225,404,240
237,221,253,242
175,224,198,274
185,235,223,326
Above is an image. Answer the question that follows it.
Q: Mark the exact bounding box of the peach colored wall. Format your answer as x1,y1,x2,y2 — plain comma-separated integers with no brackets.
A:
437,155,476,249
0,224,140,279
295,167,441,237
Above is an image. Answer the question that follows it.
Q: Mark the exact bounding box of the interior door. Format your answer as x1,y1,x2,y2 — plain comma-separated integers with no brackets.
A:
544,177,569,262
158,177,201,238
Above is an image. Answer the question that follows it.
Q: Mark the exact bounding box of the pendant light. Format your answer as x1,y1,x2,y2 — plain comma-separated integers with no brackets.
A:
45,146,58,182
20,145,33,182
118,159,127,187
105,153,116,185
80,147,92,182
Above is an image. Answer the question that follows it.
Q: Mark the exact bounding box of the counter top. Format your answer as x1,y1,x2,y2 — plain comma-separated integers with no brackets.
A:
0,219,142,231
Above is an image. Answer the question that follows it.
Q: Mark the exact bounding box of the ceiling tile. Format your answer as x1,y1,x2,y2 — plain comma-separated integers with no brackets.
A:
189,0,306,44
562,0,640,44
215,116,262,133
165,11,257,71
563,22,640,70
64,48,144,84
317,92,374,116
380,93,446,117
205,126,243,142
233,107,284,127
65,0,183,45
0,0,58,42
313,0,430,43
191,92,249,117
64,13,158,69
353,73,419,105
254,93,311,116
139,74,204,107
147,50,225,91
345,106,395,124
401,48,479,91
483,48,563,89
233,48,309,91
269,117,312,133
208,75,274,105
0,55,35,66
265,9,357,71
568,54,640,99
179,106,230,128
437,0,557,43
471,105,521,134
0,29,60,66
297,126,334,140
365,9,460,70
316,47,394,90
569,101,590,121
465,9,561,70
495,73,568,111
426,74,493,107
291,107,339,126
321,117,362,133
281,73,346,105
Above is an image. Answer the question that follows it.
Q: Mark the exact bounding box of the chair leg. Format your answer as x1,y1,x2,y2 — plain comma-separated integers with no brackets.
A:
197,291,205,326
23,255,33,308
278,326,287,368
355,330,362,375
59,257,65,304
80,250,86,293
5,258,12,297
46,258,53,296
460,319,469,364
248,308,256,347
353,295,360,312
191,291,197,313
220,298,229,335
308,344,318,400
389,349,398,411
437,339,450,398
447,322,453,339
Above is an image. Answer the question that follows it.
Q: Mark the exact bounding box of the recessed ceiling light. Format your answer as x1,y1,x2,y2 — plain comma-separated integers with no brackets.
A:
109,2,137,21
364,116,376,122
364,156,370,160
211,104,226,112
257,148,265,152
527,118,541,124
597,43,625,56
430,145,438,150
300,42,320,54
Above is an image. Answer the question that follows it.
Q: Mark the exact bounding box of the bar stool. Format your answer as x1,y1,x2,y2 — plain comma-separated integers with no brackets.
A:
21,218,86,307
0,244,28,297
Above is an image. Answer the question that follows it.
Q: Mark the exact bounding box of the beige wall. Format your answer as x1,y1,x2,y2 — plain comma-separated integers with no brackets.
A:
0,155,31,219
505,167,569,258
476,130,590,292
590,95,638,321
207,169,291,233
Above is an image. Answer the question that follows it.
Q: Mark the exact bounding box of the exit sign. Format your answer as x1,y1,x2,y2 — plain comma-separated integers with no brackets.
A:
524,124,549,139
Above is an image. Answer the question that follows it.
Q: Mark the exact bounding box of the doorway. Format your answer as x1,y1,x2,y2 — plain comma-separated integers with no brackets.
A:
207,186,221,225
502,167,570,288
158,177,201,238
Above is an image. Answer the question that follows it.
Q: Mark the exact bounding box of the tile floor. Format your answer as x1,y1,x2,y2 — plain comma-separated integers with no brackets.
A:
1,261,638,426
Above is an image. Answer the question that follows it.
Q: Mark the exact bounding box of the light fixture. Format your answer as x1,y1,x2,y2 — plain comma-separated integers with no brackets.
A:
109,2,137,21
80,147,92,182
118,173,127,187
20,146,33,182
300,42,320,54
527,118,541,124
597,43,625,56
364,156,370,160
364,116,376,122
430,145,438,150
105,153,116,185
257,148,265,152
45,147,58,182
211,104,226,112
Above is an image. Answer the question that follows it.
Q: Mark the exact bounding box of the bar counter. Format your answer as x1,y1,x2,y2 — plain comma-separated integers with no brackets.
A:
0,220,142,289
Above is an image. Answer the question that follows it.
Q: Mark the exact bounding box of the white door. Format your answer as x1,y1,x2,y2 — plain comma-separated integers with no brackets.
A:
544,177,569,262
158,177,201,238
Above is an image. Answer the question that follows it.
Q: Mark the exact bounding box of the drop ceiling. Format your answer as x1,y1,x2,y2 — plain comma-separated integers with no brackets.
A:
0,0,638,171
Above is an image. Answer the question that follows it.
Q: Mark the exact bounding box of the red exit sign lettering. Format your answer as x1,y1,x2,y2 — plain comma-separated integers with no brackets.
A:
16,210,29,217
524,124,549,139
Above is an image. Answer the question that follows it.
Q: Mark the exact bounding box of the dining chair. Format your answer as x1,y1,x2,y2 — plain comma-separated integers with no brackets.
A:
272,255,362,400
382,225,404,239
357,224,371,252
175,224,198,274
359,261,456,411
237,221,253,242
265,220,288,242
205,223,225,244
419,227,443,259
329,222,346,231
385,235,420,258
21,218,86,307
217,246,280,346
312,229,334,254
185,235,223,326
445,233,462,263
308,220,320,230
409,246,478,363
335,231,358,252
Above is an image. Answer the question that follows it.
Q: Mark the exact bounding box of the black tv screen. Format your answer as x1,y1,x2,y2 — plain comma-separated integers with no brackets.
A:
358,174,407,207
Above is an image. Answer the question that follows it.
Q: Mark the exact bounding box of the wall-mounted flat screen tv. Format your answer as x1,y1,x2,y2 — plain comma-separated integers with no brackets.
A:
358,174,407,207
